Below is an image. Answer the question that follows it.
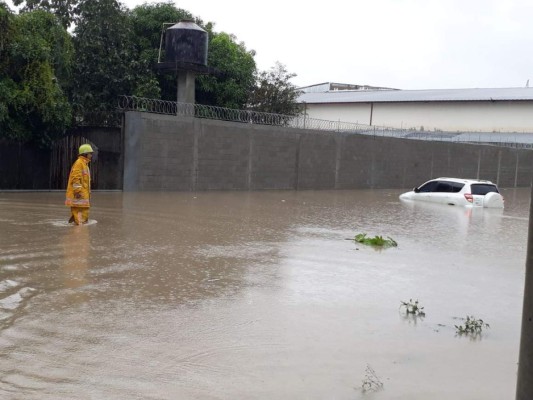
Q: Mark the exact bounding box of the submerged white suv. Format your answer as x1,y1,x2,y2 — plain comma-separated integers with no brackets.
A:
399,178,504,208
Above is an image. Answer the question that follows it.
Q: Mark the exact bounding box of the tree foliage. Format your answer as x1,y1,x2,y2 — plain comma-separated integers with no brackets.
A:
130,3,256,109
248,62,302,115
70,0,136,124
129,2,194,100
0,4,73,145
11,0,79,28
196,32,256,109
0,3,13,127
0,1,304,145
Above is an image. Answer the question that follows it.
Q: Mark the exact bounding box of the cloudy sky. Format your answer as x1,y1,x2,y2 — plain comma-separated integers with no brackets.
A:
7,0,533,90
130,0,533,90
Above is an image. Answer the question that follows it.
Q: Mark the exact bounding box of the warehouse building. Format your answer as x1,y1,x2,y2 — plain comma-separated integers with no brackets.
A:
297,83,533,135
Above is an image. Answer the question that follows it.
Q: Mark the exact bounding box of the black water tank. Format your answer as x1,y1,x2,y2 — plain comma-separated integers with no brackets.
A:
164,19,208,66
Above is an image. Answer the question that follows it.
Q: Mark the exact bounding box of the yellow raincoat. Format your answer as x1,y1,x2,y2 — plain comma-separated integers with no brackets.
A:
65,155,91,223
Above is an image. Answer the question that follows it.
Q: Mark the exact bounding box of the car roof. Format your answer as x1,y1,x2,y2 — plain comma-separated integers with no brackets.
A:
433,177,495,185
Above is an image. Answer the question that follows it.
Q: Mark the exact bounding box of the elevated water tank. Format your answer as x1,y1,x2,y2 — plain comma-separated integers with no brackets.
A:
164,19,208,66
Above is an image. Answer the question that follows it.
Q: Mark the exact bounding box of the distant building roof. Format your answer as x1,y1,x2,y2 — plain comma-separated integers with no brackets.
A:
298,87,533,103
299,82,398,93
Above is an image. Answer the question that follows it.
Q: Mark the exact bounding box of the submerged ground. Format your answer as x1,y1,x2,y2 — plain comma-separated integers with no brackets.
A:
0,188,529,399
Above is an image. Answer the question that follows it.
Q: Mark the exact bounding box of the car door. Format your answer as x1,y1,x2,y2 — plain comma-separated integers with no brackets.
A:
431,181,454,205
415,180,439,203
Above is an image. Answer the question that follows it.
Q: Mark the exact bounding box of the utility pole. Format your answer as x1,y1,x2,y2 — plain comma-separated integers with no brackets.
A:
516,184,533,399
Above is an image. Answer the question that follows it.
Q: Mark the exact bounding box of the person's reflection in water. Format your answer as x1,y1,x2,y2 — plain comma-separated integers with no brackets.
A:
61,226,90,303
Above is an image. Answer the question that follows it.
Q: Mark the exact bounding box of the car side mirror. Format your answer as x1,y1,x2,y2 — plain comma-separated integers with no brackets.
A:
414,187,420,193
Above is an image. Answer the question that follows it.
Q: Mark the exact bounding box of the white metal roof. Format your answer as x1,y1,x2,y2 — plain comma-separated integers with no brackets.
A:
298,87,533,103
299,82,397,93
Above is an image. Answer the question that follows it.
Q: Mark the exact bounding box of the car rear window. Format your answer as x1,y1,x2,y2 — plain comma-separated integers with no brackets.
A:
471,184,499,195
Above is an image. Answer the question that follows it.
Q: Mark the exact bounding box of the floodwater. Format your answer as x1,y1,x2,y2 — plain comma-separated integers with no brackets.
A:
0,188,530,400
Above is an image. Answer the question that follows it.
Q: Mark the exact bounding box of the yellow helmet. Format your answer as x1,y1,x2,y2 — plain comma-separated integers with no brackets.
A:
79,144,94,155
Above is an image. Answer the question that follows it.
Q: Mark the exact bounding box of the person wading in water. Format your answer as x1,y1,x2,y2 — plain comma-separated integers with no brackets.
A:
65,144,94,225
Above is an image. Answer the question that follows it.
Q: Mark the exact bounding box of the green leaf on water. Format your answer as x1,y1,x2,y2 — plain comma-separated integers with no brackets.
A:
354,233,398,248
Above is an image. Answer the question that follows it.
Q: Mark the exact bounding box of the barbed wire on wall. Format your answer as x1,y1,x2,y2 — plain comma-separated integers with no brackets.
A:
117,95,533,149
117,95,378,132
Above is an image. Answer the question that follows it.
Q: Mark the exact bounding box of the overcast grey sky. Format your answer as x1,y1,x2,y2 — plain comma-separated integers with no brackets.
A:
7,0,533,90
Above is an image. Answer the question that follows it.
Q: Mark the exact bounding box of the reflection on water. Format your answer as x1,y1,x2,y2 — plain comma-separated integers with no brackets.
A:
399,198,506,244
0,188,529,399
61,225,90,304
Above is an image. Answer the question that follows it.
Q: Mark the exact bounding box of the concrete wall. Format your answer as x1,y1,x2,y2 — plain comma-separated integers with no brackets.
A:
123,111,533,191
306,101,533,132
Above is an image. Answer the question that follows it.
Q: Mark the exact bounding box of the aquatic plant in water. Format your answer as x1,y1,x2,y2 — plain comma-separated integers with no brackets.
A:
455,315,489,335
361,364,384,393
354,233,397,248
400,299,425,316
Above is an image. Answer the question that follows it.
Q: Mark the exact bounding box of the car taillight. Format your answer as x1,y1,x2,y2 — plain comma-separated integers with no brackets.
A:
464,193,473,203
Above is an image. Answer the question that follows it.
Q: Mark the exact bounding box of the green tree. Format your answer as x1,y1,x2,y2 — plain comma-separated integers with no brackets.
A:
196,32,256,109
11,0,79,28
0,4,73,145
70,0,136,124
129,2,194,99
0,3,13,127
129,3,256,108
248,62,302,115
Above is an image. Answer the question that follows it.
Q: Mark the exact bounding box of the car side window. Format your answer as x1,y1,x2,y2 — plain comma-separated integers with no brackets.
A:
434,182,453,192
418,180,465,193
451,182,465,193
418,181,439,192
471,184,499,195
432,181,465,193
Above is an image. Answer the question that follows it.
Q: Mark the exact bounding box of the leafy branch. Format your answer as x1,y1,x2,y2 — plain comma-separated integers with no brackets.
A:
400,299,425,316
455,315,489,335
354,233,397,248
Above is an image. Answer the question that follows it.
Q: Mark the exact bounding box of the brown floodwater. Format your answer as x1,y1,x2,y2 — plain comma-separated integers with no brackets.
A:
0,188,530,399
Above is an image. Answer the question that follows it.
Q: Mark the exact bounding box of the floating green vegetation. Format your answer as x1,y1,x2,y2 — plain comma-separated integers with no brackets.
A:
400,299,425,316
361,364,384,393
354,233,398,248
455,315,490,335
